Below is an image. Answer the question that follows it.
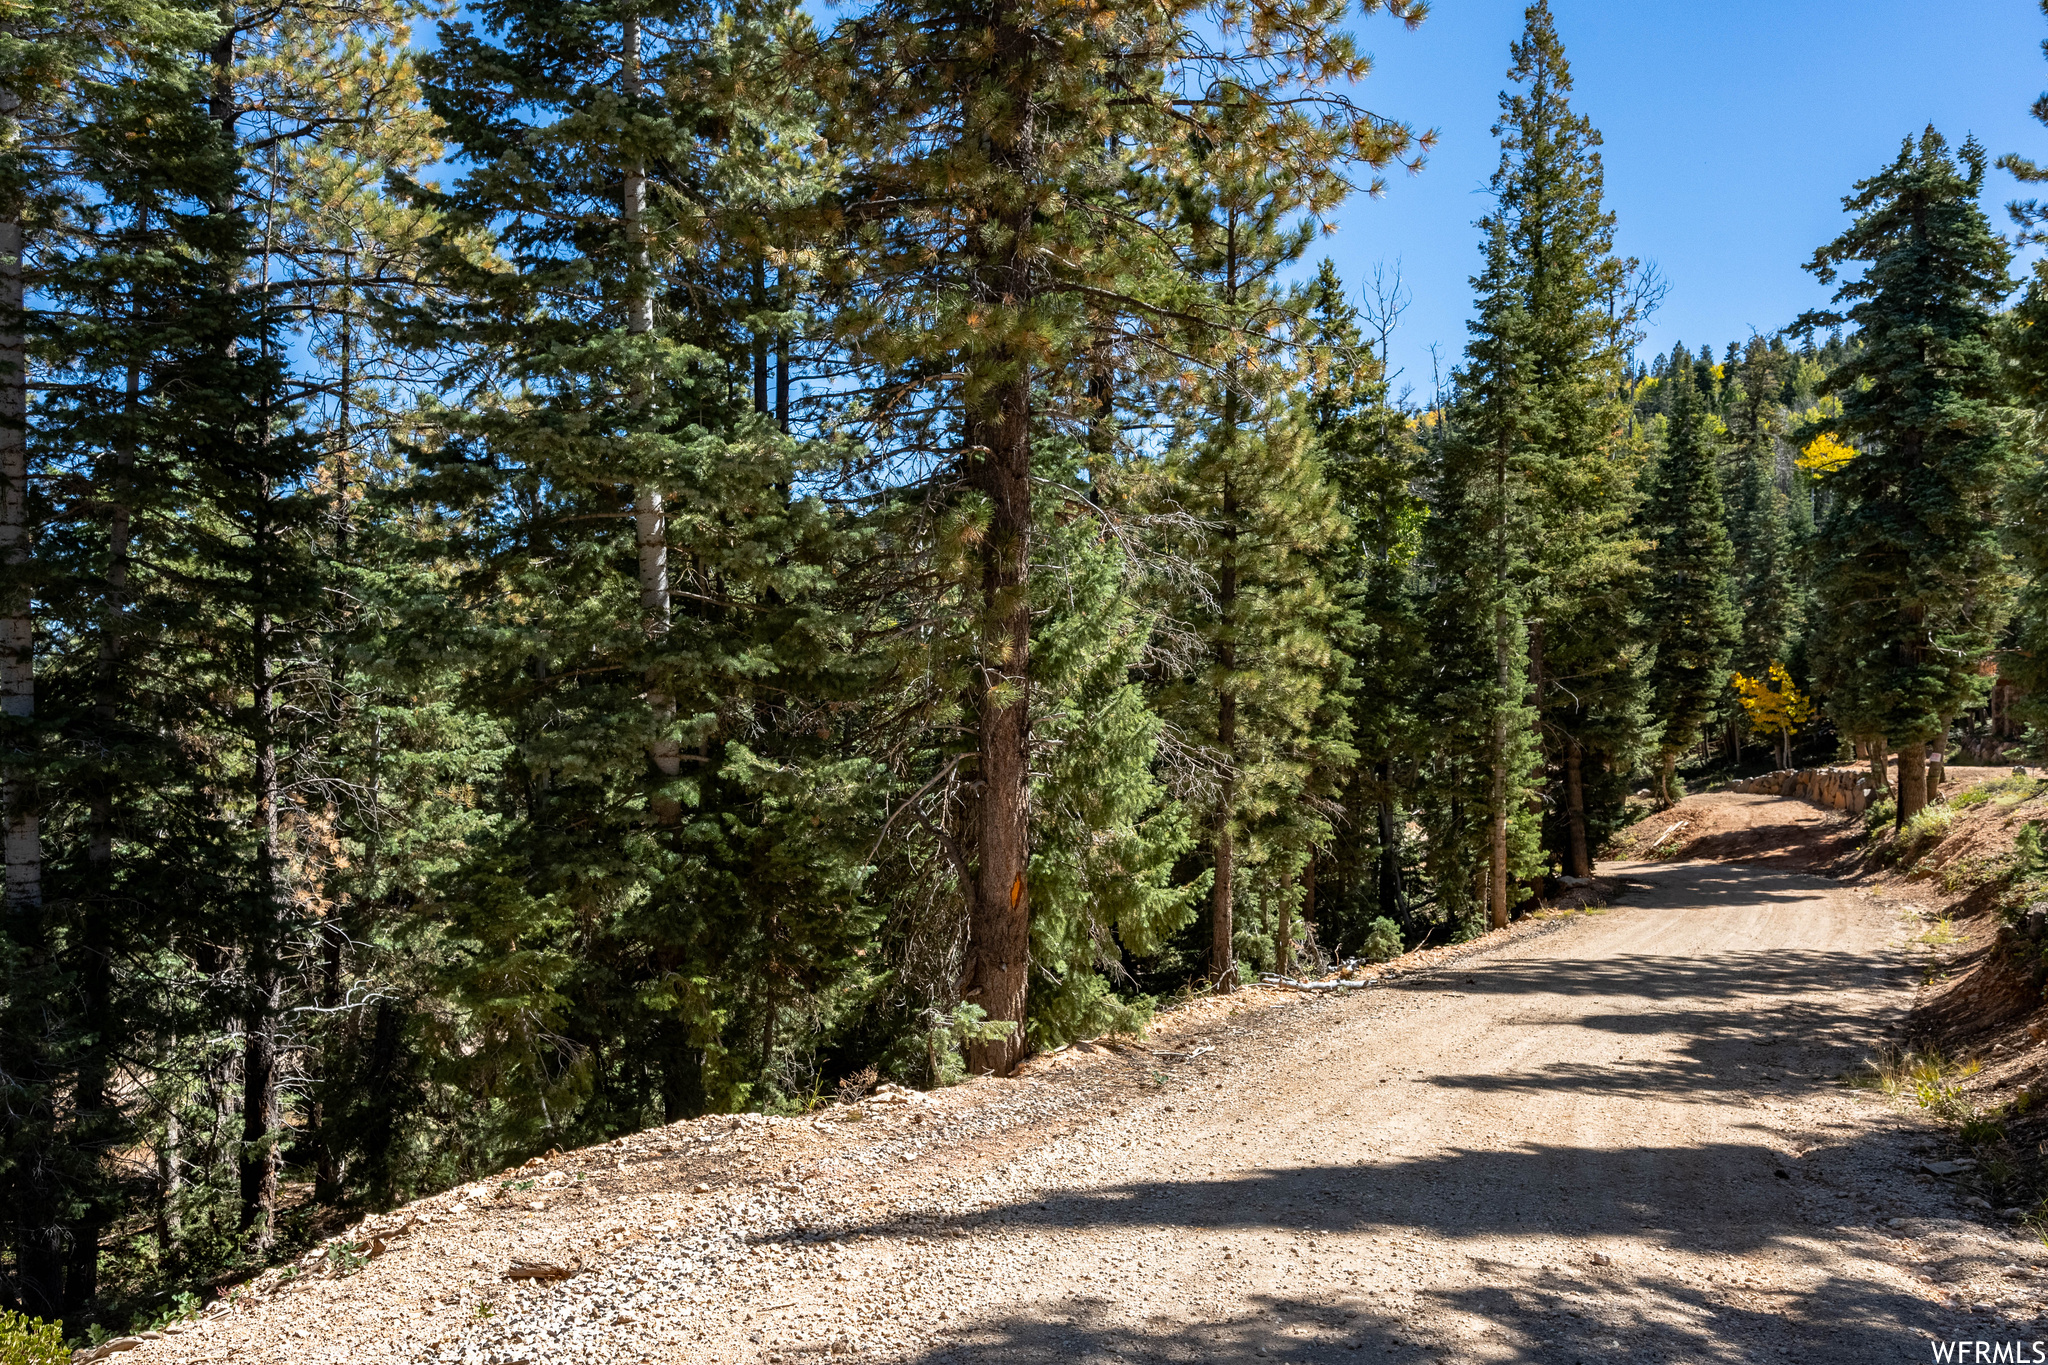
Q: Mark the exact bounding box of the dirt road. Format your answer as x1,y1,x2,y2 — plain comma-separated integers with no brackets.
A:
150,795,2045,1365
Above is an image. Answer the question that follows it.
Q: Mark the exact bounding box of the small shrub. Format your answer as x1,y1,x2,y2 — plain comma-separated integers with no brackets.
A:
1864,797,1896,834
1899,804,1956,860
2014,822,2046,883
142,1292,201,1332
1915,916,1964,947
1854,1046,1984,1124
0,1311,67,1365
326,1241,370,1276
919,1003,1015,1086
836,1065,879,1106
1359,917,1403,963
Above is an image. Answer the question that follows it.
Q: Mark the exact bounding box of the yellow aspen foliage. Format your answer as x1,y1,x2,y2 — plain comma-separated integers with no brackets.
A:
1797,431,1858,474
1731,663,1817,766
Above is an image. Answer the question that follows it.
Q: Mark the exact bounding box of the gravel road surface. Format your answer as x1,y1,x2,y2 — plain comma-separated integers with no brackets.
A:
142,795,2047,1365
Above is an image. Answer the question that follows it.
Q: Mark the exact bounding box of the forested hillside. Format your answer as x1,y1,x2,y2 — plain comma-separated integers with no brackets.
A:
8,0,2048,1333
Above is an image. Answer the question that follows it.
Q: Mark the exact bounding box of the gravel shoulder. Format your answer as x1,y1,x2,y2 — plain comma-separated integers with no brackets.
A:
132,794,2046,1365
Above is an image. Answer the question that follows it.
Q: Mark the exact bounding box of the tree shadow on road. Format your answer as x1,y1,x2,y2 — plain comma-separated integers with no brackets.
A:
813,1139,1965,1365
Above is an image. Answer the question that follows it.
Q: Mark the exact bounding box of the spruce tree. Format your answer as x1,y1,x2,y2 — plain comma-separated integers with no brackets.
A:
1799,129,2015,822
3,0,256,1311
1641,364,1738,807
1304,262,1425,942
1151,156,1355,990
1422,0,1638,927
1994,8,2048,751
399,0,884,1138
1724,336,1797,682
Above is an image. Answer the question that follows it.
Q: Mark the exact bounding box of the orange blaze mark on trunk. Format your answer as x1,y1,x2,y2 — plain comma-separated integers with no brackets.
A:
1010,876,1024,909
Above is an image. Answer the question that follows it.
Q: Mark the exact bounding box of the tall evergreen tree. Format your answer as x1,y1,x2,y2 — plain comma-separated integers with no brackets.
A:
4,0,270,1310
1153,157,1355,991
1994,3,2048,752
1641,364,1737,806
399,0,882,1141
1304,262,1425,943
827,0,1420,1050
1724,336,1797,682
1421,0,1638,928
1799,129,2015,822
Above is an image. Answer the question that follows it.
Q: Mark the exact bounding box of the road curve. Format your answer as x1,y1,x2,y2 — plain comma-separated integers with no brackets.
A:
865,841,2031,1363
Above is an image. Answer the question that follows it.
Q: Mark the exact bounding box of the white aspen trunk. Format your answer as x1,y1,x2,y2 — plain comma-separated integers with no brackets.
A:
622,15,678,781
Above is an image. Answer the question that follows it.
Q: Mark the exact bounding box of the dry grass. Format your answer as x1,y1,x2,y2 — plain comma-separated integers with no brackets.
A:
1846,1045,1984,1123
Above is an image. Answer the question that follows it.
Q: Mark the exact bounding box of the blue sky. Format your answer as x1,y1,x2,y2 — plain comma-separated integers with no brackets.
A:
1326,0,2048,400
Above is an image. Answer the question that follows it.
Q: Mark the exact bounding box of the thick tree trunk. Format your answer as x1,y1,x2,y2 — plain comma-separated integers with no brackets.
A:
1869,736,1888,795
1657,750,1678,810
1928,718,1949,792
1564,739,1591,878
956,2,1039,1076
1896,741,1928,827
1211,472,1239,991
961,374,1033,1076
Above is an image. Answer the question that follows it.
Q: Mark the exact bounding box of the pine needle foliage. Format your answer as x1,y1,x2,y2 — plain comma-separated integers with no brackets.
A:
1641,363,1738,808
1797,128,2016,822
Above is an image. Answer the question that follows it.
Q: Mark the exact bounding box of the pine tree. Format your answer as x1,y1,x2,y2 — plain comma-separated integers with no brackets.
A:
1151,154,1356,991
398,0,889,1138
1641,363,1737,807
828,0,1421,1051
1799,129,2015,822
1724,336,1797,681
1421,0,1638,928
1994,4,2048,753
1303,263,1425,944
3,0,257,1311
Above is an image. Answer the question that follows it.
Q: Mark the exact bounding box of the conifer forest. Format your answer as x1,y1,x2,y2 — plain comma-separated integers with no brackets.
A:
9,0,2048,1332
